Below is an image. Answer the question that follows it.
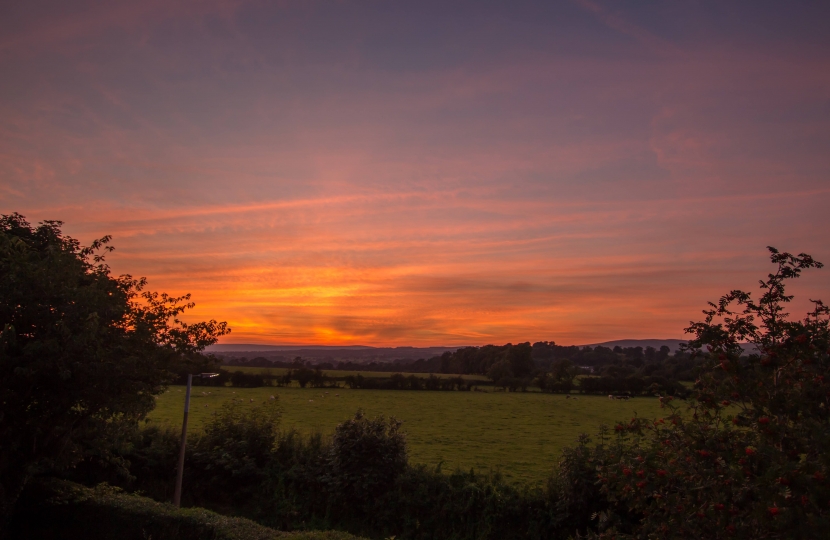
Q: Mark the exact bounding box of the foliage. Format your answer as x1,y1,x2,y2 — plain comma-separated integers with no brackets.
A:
440,342,534,378
232,369,270,388
190,400,283,509
552,428,638,536
324,411,407,509
10,478,363,540
0,213,228,524
576,375,688,397
593,247,830,538
343,373,473,391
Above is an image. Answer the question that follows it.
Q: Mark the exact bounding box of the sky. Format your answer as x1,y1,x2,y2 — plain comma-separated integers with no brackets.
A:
2,0,829,346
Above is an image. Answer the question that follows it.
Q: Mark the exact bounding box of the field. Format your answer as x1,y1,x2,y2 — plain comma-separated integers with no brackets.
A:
148,386,666,484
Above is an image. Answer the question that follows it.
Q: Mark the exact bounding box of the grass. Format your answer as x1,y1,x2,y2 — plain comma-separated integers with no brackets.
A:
148,386,667,484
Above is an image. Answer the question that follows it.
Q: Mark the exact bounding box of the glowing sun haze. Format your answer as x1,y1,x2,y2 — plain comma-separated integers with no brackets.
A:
2,1,829,346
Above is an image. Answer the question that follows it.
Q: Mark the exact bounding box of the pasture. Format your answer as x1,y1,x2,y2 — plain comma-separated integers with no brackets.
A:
148,386,667,484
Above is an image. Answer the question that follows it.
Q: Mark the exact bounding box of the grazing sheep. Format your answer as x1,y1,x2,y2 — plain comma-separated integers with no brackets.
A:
572,397,578,400
269,396,276,400
309,399,314,402
335,394,339,397
609,395,614,399
250,399,254,402
565,395,570,399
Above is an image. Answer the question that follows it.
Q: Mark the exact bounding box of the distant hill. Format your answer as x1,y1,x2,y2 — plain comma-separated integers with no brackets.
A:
205,344,461,363
207,344,376,352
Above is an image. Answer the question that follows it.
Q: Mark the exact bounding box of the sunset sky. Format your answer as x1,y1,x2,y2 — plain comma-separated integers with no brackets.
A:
2,1,829,346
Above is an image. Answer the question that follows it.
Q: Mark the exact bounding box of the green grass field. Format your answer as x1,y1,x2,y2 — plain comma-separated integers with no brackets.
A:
148,386,666,484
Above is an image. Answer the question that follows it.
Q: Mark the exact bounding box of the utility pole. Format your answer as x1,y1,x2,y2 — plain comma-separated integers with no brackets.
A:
173,372,218,507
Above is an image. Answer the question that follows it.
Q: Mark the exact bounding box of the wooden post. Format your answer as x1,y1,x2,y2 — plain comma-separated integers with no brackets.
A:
173,373,192,507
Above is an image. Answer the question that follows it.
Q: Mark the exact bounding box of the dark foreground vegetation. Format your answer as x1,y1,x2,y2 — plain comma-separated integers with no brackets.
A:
10,478,362,540
64,406,603,539
2,212,829,539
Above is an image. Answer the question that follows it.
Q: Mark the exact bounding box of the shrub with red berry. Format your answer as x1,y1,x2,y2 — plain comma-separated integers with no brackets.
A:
586,248,830,539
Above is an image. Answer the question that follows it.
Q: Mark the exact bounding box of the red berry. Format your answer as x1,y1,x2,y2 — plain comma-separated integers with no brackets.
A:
745,447,756,456
759,417,770,424
656,469,666,477
768,507,780,516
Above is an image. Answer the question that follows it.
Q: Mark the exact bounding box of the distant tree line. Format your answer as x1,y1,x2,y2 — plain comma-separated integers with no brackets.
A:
344,373,476,391
218,342,701,397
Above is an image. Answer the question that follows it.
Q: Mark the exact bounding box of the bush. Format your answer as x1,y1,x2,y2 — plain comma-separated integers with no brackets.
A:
591,248,830,538
324,411,407,510
189,400,282,510
231,370,267,388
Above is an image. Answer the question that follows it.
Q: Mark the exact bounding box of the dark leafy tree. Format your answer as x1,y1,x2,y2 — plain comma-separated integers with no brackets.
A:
0,213,228,527
593,247,829,539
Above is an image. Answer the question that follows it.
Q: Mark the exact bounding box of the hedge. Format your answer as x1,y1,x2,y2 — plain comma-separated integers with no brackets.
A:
10,478,364,540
